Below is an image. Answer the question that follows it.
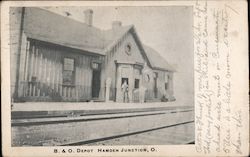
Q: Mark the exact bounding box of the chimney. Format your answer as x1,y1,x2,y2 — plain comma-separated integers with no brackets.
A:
112,21,122,30
84,9,93,26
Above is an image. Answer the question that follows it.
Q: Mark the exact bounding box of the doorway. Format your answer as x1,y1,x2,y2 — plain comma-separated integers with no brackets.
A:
121,78,129,86
92,70,101,98
153,72,158,98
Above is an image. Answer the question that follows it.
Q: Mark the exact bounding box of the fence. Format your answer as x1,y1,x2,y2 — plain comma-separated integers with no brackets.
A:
17,81,161,102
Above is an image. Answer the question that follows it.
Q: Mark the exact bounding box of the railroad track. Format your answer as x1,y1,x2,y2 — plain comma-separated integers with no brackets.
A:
11,109,193,126
60,120,194,146
12,108,194,146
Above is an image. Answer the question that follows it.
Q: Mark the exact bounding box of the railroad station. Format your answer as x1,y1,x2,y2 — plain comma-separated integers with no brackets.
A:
11,7,175,103
10,7,194,146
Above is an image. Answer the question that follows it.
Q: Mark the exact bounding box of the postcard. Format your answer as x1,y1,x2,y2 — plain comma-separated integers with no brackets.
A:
1,0,249,156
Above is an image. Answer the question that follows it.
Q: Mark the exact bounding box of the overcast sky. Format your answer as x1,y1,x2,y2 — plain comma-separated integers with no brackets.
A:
42,6,194,105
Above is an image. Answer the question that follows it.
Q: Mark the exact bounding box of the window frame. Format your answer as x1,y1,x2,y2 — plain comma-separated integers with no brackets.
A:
134,79,140,89
62,57,75,86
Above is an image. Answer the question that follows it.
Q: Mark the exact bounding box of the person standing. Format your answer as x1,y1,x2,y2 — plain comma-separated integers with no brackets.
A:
121,80,129,103
139,85,146,103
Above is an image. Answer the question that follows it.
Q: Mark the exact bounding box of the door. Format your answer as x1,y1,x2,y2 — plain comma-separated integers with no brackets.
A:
154,78,157,98
153,72,158,98
92,70,101,98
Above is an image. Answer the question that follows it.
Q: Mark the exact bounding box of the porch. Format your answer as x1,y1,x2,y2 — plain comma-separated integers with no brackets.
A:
15,81,162,102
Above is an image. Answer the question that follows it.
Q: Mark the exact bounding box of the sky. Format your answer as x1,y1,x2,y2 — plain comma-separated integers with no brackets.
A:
42,6,194,105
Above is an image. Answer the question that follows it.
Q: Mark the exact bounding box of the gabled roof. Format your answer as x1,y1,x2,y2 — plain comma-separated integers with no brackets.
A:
23,7,175,71
103,26,175,72
24,7,106,55
143,45,175,72
102,25,133,52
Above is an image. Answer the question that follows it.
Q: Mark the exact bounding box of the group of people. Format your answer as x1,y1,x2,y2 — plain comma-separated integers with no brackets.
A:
121,80,146,103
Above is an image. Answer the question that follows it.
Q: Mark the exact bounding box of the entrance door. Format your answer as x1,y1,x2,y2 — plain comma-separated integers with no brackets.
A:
154,77,157,98
121,78,129,86
92,70,101,98
153,72,158,98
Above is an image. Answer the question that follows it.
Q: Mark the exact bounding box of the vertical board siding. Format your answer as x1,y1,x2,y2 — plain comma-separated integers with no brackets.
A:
28,44,34,96
19,39,101,102
17,33,28,97
43,56,47,97
23,40,30,97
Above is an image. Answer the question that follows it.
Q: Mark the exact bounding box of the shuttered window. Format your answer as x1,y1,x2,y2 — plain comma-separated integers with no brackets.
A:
63,58,75,85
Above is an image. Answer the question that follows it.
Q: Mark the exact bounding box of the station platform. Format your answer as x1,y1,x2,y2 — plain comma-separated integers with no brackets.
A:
11,101,193,119
11,101,194,146
12,101,190,111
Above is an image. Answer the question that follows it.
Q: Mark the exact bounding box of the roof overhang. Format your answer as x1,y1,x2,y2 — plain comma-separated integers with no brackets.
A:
25,33,105,56
152,67,176,72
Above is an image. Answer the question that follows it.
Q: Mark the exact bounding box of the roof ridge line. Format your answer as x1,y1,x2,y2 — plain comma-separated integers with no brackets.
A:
38,7,103,32
103,25,134,52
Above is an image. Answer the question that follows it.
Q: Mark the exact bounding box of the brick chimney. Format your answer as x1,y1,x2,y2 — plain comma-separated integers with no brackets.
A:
84,9,93,26
112,21,122,30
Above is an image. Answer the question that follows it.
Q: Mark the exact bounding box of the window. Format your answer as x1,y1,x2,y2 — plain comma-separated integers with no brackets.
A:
134,79,140,89
144,74,150,82
64,58,74,71
125,43,132,55
63,58,75,85
92,62,100,70
165,73,169,83
165,82,169,90
92,62,99,70
121,78,129,86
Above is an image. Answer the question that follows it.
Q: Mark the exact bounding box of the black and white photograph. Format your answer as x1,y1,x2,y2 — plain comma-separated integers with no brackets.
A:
2,0,249,157
9,6,195,146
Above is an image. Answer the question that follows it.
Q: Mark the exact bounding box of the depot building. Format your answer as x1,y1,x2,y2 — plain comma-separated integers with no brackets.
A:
10,7,175,103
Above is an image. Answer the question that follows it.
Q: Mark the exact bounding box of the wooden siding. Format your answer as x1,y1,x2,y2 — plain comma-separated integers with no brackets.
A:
102,31,170,102
103,32,146,101
17,38,103,102
10,8,24,100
